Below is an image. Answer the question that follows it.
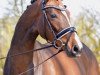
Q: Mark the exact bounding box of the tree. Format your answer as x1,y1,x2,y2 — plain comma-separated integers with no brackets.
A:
5,0,26,17
75,8,100,64
0,0,28,74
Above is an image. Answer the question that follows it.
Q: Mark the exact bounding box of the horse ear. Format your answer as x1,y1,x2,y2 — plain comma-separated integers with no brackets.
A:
57,0,62,2
44,0,61,3
44,0,58,3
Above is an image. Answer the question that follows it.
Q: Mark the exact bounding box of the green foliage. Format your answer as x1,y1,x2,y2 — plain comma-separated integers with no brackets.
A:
0,0,27,74
36,35,47,44
0,15,20,74
75,9,100,64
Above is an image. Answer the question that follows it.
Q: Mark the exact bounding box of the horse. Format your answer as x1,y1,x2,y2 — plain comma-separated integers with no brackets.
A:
3,0,99,75
32,40,99,75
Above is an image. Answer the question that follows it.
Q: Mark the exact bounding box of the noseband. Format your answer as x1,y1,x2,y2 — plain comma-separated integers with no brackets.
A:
0,1,78,75
42,1,76,50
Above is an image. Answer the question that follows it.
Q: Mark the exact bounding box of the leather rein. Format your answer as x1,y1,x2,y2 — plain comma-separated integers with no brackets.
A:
1,1,77,75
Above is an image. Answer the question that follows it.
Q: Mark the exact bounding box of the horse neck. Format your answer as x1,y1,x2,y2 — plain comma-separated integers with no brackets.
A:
10,2,43,52
4,2,44,75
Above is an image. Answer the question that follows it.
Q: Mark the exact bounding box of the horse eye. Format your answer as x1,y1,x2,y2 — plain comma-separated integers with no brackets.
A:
64,5,67,8
51,14,57,18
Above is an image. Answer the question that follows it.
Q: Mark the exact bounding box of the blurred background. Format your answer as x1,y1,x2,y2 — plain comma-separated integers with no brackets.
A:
0,0,100,74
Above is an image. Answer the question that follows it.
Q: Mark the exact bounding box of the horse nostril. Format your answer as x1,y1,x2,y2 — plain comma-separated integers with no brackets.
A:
72,45,79,54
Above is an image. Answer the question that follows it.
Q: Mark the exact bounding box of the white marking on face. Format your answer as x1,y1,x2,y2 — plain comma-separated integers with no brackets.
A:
74,33,83,50
61,11,71,27
60,8,83,50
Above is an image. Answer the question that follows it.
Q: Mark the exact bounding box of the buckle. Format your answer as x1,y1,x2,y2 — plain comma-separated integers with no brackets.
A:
53,39,65,50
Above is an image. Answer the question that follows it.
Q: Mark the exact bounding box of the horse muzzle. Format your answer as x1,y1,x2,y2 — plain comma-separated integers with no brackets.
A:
64,44,82,57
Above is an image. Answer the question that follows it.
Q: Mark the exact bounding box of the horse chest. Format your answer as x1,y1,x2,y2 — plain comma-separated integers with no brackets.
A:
33,50,85,75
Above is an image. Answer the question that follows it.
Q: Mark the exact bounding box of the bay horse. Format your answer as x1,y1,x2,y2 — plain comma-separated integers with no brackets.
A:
3,0,99,75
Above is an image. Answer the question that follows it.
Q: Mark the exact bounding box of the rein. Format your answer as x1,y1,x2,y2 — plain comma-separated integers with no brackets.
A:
18,50,63,75
2,0,77,75
0,44,53,60
0,43,63,75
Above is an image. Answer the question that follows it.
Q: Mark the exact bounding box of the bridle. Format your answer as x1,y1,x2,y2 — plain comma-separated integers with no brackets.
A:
0,0,77,60
1,1,78,75
42,1,76,50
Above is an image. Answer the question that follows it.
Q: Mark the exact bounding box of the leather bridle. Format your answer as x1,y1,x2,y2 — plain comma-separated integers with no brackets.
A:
1,1,78,75
42,1,76,50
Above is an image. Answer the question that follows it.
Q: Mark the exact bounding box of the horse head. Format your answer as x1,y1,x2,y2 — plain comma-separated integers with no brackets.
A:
37,0,83,57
